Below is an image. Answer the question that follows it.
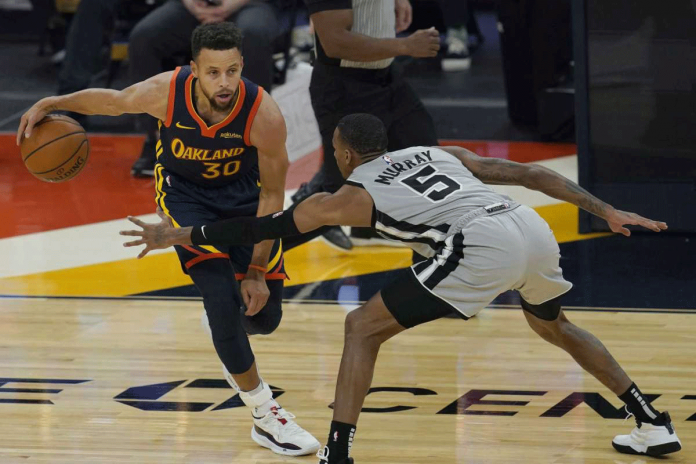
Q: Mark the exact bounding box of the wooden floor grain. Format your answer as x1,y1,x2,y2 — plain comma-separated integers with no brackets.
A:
0,298,693,463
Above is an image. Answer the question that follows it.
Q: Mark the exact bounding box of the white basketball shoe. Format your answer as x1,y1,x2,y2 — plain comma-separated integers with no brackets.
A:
203,311,319,456
612,411,682,456
240,382,320,456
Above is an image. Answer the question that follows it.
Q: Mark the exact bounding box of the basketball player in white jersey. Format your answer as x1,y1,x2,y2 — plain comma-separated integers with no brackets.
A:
122,113,682,462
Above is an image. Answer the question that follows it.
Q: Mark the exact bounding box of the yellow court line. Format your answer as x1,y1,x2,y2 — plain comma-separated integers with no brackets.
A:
0,204,609,297
534,203,610,243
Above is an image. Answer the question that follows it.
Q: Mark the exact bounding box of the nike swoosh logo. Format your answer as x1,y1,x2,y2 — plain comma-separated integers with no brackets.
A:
256,180,262,188
176,122,196,130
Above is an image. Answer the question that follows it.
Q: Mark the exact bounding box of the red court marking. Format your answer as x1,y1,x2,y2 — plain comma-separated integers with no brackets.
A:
1,134,154,239
283,141,576,189
1,134,576,239
439,140,577,162
285,147,322,190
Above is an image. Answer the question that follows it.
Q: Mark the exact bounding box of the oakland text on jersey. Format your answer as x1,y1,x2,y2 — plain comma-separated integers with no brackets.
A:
374,150,433,185
170,138,245,161
156,66,263,187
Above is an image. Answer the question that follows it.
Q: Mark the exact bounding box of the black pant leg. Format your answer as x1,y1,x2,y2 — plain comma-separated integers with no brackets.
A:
387,68,438,150
58,0,122,94
128,0,198,136
310,66,349,194
310,65,393,193
188,259,256,375
440,0,469,29
232,1,279,91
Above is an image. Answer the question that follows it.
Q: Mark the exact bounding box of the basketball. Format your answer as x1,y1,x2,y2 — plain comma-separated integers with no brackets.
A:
20,114,90,183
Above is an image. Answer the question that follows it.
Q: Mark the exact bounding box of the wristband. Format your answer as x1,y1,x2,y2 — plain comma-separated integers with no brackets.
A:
190,207,301,246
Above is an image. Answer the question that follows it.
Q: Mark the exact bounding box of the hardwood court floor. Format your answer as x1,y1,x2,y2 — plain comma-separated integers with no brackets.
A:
0,297,694,463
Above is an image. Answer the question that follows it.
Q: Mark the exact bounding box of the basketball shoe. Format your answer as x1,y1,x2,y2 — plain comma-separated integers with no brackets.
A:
226,371,320,456
202,313,320,456
612,411,682,456
317,445,354,464
242,383,320,456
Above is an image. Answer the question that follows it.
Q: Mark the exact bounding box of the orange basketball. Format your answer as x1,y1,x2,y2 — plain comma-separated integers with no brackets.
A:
20,114,90,183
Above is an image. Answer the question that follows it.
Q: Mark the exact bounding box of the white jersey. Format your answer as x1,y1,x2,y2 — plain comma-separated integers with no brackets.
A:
346,146,517,257
341,0,395,69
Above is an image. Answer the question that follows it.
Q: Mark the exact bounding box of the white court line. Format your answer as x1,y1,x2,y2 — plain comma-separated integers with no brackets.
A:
1,214,171,279
1,157,577,279
488,155,577,207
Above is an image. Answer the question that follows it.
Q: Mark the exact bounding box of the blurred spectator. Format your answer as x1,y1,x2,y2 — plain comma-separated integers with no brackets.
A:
292,0,440,249
439,0,470,71
57,0,121,101
128,0,280,177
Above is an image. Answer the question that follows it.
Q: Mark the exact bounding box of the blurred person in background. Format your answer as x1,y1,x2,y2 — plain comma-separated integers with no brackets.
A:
439,0,471,71
128,0,280,177
292,0,441,250
57,0,123,115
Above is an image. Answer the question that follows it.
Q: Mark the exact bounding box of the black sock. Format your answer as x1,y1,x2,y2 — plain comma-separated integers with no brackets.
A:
618,382,661,424
325,421,356,462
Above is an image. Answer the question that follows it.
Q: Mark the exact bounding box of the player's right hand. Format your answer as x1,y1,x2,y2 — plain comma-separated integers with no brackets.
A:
17,98,52,146
606,208,668,236
120,209,176,259
405,27,440,58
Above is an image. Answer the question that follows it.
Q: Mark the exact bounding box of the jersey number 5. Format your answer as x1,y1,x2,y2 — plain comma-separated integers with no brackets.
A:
202,161,241,179
400,165,461,202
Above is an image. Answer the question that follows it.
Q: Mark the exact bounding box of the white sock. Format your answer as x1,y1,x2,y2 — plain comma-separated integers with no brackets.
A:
254,397,280,417
239,381,279,417
246,381,265,397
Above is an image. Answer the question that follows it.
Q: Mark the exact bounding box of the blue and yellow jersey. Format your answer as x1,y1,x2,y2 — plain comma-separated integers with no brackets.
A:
156,66,264,187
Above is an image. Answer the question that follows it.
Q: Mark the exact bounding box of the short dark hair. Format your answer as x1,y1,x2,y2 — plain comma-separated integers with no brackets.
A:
336,113,388,158
191,23,243,60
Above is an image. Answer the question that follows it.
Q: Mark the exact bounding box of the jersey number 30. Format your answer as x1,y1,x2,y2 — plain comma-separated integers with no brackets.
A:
202,161,240,179
400,165,461,202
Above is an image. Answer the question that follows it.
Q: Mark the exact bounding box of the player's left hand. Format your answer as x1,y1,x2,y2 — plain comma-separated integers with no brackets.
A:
241,274,270,316
606,208,668,236
395,0,413,33
120,209,175,259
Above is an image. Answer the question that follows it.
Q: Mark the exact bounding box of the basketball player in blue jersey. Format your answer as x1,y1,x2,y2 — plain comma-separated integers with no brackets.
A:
122,114,682,463
17,23,320,456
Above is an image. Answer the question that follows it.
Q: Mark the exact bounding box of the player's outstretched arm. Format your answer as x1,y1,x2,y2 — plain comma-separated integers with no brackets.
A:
441,146,668,236
120,186,374,258
17,72,172,145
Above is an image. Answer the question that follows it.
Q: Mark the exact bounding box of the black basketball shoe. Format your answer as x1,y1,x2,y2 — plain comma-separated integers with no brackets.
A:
317,446,354,464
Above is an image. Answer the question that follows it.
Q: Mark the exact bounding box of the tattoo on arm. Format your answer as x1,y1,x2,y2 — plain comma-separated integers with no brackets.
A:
472,156,612,219
562,179,608,218
474,158,528,185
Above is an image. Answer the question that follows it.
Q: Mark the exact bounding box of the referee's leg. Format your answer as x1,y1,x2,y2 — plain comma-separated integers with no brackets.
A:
387,76,439,149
